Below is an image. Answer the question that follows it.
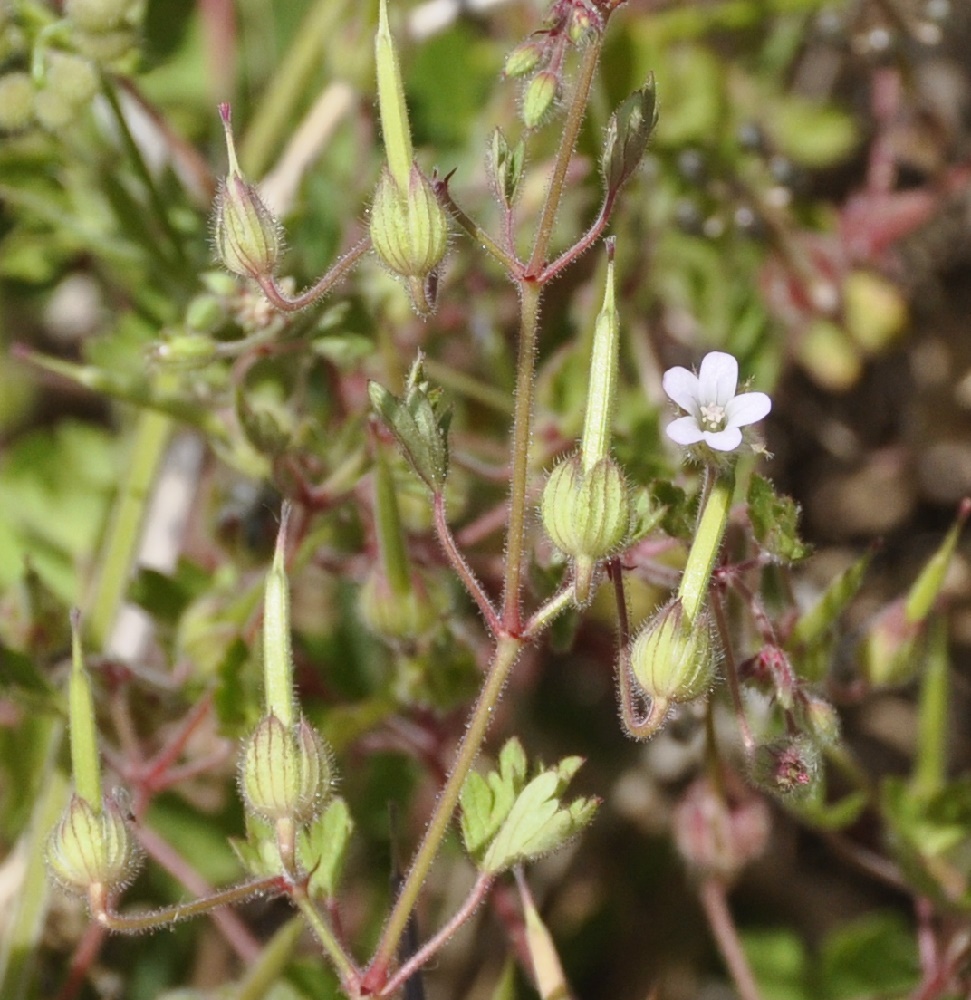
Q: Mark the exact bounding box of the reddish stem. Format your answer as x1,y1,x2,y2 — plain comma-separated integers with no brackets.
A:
434,491,501,634
699,878,763,1000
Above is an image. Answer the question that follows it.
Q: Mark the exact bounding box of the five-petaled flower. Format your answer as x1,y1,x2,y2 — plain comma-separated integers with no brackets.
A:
662,351,771,452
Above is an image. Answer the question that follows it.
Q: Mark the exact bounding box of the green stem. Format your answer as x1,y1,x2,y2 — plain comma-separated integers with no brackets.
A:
101,82,187,268
913,616,949,802
678,467,734,624
374,448,412,596
94,876,283,933
237,917,305,1000
502,283,541,632
526,37,602,277
68,611,102,807
292,891,360,988
435,181,522,276
255,237,371,312
86,409,171,651
364,634,522,989
0,722,67,1000
240,0,352,178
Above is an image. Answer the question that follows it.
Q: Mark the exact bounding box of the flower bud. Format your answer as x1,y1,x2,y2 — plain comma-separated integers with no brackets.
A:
673,779,770,882
213,104,282,280
489,127,525,208
567,6,599,45
521,70,559,129
630,598,716,709
65,0,134,31
504,39,543,78
797,693,841,746
0,72,35,132
239,714,332,823
47,793,141,895
601,76,659,195
369,165,448,315
749,736,820,800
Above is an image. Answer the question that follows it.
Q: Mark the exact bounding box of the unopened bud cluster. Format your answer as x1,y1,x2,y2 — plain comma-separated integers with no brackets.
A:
504,0,605,129
65,0,141,66
0,50,100,133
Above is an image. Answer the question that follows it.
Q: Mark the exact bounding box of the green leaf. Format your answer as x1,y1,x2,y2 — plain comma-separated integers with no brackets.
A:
904,505,968,624
479,754,598,874
748,475,810,563
788,550,872,651
819,913,919,1000
741,928,808,1000
768,97,858,168
0,642,58,707
459,738,526,860
298,796,354,900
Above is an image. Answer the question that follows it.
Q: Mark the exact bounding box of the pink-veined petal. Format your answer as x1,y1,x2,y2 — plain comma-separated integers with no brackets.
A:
666,415,705,445
662,367,701,414
703,426,743,451
725,391,771,429
697,352,738,407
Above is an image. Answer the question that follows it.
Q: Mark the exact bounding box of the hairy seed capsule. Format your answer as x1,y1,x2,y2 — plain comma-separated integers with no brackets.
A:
630,598,716,705
47,793,141,895
240,714,332,823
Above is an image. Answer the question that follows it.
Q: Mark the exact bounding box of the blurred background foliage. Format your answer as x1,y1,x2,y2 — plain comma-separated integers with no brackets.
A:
2,0,971,998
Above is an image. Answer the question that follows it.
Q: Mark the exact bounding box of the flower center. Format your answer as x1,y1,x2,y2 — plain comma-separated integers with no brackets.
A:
699,401,726,432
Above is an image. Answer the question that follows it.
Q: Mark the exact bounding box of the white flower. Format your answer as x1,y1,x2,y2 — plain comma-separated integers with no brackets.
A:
662,351,771,452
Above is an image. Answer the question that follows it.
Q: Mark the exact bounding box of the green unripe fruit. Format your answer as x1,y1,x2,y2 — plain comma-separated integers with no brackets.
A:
239,714,332,824
65,0,134,31
214,104,282,280
45,52,99,106
73,29,137,64
34,88,77,131
47,793,142,895
369,165,449,311
630,598,716,707
542,454,630,560
0,72,35,131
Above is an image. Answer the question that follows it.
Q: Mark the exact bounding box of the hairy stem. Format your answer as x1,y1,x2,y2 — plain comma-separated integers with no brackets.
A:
526,37,603,277
699,878,763,1000
502,282,541,632
382,872,496,997
255,236,371,312
363,635,522,990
